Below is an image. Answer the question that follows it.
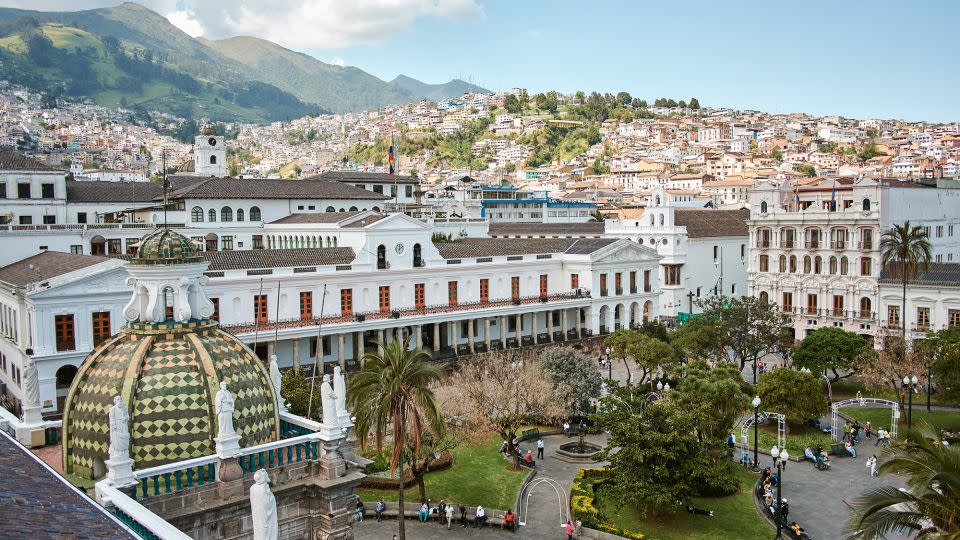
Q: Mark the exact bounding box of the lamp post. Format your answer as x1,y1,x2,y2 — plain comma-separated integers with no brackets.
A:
926,363,932,413
902,375,918,429
605,346,611,381
771,445,789,540
751,395,761,471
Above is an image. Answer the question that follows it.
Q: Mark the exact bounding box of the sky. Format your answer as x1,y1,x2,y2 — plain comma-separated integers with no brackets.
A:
5,0,959,122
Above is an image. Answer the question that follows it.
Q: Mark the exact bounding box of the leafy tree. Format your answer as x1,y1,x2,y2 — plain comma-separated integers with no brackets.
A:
670,314,726,364
405,431,458,502
588,209,606,222
881,222,933,343
447,349,564,468
756,368,828,425
503,94,521,114
596,390,700,516
280,367,323,422
861,335,927,408
845,423,960,539
857,142,881,162
674,360,748,445
574,90,586,104
604,329,678,385
540,347,603,416
925,327,960,402
796,163,818,177
770,147,784,161
689,97,700,109
533,92,547,110
518,89,529,110
866,127,879,139
615,91,632,107
590,157,610,175
631,97,648,109
698,295,791,376
678,100,688,108
794,327,871,381
349,339,444,540
543,91,559,113
26,31,56,67
666,99,678,108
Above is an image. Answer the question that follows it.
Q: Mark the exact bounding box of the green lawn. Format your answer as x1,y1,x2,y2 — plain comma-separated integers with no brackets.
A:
840,406,960,432
754,423,833,456
356,435,527,510
596,469,771,540
830,379,958,407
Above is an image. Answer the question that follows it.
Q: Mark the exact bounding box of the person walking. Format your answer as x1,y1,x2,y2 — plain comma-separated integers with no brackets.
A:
437,500,446,524
565,520,575,540
866,455,878,477
355,498,364,522
537,438,545,459
445,501,454,529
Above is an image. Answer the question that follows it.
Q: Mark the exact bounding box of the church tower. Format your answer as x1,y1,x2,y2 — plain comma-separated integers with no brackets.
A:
194,127,226,176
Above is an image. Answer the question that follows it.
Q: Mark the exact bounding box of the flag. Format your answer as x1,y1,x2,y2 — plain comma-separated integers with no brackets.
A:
830,181,836,210
388,145,395,176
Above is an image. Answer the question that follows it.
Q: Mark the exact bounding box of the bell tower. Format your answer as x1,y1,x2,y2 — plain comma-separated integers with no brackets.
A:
194,127,226,176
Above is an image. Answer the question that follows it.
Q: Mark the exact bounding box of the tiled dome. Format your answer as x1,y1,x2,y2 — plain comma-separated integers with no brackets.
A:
132,228,202,266
62,320,280,479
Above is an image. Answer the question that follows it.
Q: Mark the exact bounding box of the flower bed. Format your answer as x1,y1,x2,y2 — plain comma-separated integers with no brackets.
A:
358,450,453,489
571,468,649,540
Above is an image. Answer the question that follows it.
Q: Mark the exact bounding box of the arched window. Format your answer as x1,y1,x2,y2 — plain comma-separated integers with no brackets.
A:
789,255,797,273
659,214,664,226
759,255,769,272
209,155,217,165
221,206,233,222
840,256,849,275
649,214,655,226
249,206,261,221
829,256,838,274
236,208,244,222
413,243,423,267
760,201,768,213
778,255,786,273
803,255,811,274
759,291,769,304
377,244,387,269
326,206,335,213
208,209,217,222
191,206,203,222
333,237,338,247
860,297,872,319
349,206,358,212
814,256,822,274
862,198,871,211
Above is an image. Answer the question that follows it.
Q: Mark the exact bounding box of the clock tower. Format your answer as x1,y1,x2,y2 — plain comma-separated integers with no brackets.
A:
194,127,226,176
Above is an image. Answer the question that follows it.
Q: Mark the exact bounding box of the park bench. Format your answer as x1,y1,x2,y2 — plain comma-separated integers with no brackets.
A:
829,443,853,457
362,502,509,528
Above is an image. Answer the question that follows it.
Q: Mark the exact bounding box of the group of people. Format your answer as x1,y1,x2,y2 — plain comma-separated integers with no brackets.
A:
802,445,831,469
500,438,544,467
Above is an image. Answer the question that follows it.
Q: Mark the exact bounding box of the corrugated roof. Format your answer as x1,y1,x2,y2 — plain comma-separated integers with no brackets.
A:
673,208,749,238
434,238,616,259
203,248,355,271
880,262,960,286
66,179,198,203
0,251,111,286
488,222,606,237
268,212,362,224
167,176,388,201
0,149,61,172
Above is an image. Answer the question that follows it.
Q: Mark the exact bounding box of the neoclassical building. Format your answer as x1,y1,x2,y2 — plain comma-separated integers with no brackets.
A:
747,177,960,341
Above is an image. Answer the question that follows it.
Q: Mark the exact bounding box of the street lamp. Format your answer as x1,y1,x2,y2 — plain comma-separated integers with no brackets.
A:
605,346,612,380
902,375,919,429
751,395,761,471
771,445,789,540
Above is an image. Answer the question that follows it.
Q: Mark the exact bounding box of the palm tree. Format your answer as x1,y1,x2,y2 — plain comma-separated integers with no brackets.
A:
348,338,444,540
589,209,607,222
845,422,960,539
880,222,932,339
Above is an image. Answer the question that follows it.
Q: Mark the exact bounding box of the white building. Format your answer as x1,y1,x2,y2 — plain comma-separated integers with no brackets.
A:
747,177,960,341
877,263,960,341
0,216,662,417
193,132,226,177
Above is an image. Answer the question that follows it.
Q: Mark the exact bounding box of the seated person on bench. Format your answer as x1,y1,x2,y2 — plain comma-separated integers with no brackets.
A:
503,509,516,531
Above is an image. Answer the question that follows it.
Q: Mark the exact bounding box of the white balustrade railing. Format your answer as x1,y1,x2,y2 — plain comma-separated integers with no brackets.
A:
96,481,193,540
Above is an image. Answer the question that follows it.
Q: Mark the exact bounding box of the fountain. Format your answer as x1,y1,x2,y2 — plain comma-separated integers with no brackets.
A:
556,421,602,462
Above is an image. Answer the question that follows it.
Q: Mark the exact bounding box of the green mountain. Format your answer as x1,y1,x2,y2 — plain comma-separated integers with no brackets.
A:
200,36,415,114
0,2,491,120
390,74,488,102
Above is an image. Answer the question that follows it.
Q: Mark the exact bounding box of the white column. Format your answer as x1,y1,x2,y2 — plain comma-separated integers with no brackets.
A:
337,334,345,369
451,321,459,352
561,309,568,338
415,325,423,349
292,339,300,371
532,312,539,344
377,328,384,346
547,310,554,341
484,318,491,350
500,316,507,348
467,318,475,352
433,323,440,352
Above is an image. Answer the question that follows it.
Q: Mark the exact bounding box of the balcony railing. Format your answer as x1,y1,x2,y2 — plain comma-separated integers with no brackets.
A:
912,324,930,332
757,240,771,248
830,241,846,250
222,290,593,335
858,241,873,251
615,287,623,295
600,288,609,297
0,222,186,233
780,240,795,249
805,240,820,250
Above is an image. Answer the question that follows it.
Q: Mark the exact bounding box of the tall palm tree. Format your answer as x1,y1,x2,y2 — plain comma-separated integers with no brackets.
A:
589,209,607,222
880,222,932,339
845,422,960,539
348,338,444,540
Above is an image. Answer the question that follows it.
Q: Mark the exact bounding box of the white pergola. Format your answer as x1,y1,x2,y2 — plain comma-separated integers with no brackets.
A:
830,395,899,441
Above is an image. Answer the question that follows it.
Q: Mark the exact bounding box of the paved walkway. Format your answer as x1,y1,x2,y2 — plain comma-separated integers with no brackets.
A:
355,432,608,540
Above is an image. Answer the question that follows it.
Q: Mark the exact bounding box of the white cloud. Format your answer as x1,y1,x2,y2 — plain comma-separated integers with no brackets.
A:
165,9,205,37
331,57,346,67
0,0,484,48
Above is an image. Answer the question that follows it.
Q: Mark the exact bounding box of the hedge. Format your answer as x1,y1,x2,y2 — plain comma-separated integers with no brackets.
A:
359,451,454,490
571,468,652,540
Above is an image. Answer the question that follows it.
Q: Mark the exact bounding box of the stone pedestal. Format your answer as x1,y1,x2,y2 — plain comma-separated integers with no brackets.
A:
105,456,136,488
215,433,241,458
310,440,364,540
22,404,42,425
217,458,245,500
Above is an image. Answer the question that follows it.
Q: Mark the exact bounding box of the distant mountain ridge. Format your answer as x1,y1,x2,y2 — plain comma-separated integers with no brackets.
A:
0,2,490,119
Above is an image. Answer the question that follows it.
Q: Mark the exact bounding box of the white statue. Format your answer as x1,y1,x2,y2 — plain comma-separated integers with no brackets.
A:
320,374,337,428
269,355,283,405
22,356,40,409
249,469,278,540
333,366,348,418
108,396,130,460
215,382,236,438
